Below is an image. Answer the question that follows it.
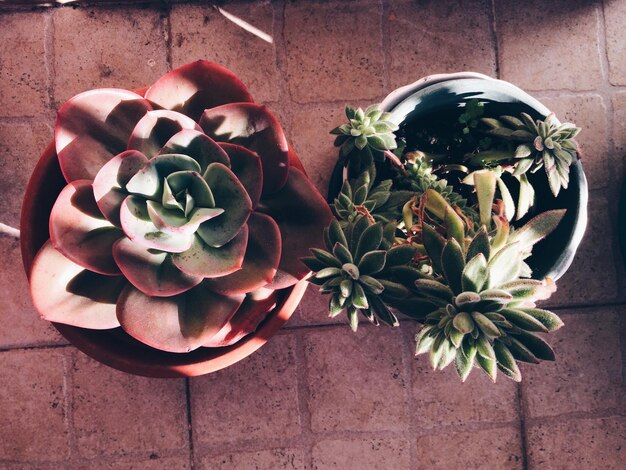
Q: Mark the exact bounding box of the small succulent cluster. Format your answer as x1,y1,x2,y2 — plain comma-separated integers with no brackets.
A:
302,218,417,331
410,182,565,382
473,112,581,197
402,150,477,222
331,105,399,175
332,168,412,224
30,61,332,353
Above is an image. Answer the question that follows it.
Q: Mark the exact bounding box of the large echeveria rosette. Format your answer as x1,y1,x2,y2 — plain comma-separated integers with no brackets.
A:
29,61,332,353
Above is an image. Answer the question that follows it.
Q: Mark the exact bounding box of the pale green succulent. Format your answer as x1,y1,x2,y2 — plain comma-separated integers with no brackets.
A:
410,181,565,382
331,104,399,164
472,112,580,197
302,217,418,331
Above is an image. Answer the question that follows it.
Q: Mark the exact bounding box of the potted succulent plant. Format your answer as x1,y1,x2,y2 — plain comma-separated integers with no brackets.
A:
21,61,332,377
311,73,587,382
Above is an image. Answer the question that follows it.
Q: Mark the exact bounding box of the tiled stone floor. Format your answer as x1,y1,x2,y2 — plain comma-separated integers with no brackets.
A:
1,0,625,468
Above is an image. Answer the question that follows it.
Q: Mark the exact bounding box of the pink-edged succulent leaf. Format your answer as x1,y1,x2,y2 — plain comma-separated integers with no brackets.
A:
125,154,201,200
197,162,252,247
112,237,202,297
200,103,289,195
127,109,202,158
144,60,254,122
219,142,263,209
30,241,125,329
171,225,248,278
203,290,278,347
92,150,149,227
159,129,230,171
146,201,223,236
119,196,194,253
49,180,124,275
204,212,281,295
258,167,333,289
117,281,245,353
56,88,153,182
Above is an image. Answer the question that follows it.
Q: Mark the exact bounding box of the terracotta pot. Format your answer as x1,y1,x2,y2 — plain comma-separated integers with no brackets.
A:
328,73,587,281
21,142,308,378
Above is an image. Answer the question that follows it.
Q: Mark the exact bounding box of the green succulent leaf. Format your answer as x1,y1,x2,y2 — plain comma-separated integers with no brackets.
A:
360,275,385,294
415,325,436,355
487,242,522,288
414,279,455,301
386,244,417,267
379,279,410,299
453,311,475,334
511,209,566,250
500,308,549,333
472,311,501,338
311,248,342,268
422,224,446,274
462,253,488,292
474,169,497,227
329,295,344,317
351,282,369,309
494,341,522,382
358,250,387,275
476,348,497,382
369,295,399,327
333,242,353,264
355,223,383,263
514,331,556,361
507,336,540,364
441,238,465,294
519,308,564,331
455,339,477,382
466,227,490,262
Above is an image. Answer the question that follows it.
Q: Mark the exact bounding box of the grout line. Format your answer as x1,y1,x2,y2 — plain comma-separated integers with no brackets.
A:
64,350,79,464
273,0,293,131
380,0,391,93
163,0,173,72
294,330,315,468
619,310,626,387
43,7,56,111
516,382,530,470
596,1,611,86
185,378,196,470
400,324,418,469
487,0,500,79
523,407,626,427
548,300,626,312
0,342,70,353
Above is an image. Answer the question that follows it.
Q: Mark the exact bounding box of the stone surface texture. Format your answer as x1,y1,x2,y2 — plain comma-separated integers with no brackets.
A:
1,0,624,468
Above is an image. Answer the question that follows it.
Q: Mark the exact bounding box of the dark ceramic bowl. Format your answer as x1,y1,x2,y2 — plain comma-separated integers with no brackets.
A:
330,73,587,281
